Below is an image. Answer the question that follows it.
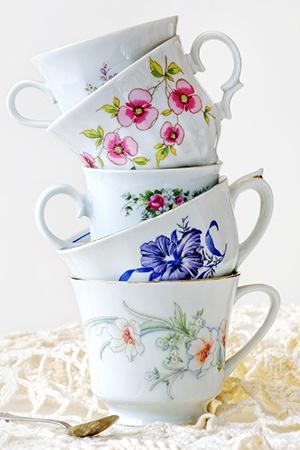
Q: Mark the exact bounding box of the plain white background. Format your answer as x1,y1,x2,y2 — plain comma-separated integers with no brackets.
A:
0,0,299,334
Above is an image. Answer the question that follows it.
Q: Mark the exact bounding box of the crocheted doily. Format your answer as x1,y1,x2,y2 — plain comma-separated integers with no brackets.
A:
1,302,300,450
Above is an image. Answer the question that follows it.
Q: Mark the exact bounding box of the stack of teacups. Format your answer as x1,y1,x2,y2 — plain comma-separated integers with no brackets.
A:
8,17,280,425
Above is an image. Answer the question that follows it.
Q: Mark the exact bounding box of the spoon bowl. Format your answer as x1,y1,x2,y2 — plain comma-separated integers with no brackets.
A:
0,412,119,438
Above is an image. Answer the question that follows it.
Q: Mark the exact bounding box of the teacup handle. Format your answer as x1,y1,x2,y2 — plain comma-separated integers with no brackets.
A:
7,80,55,128
187,31,243,120
224,283,280,377
229,169,273,269
35,184,89,249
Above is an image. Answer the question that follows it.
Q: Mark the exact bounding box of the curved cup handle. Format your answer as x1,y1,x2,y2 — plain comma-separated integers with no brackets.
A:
7,80,55,128
187,31,243,120
229,169,273,269
35,184,89,250
225,283,280,377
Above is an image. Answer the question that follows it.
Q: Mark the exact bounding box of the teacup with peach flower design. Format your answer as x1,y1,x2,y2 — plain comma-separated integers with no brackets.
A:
73,274,280,424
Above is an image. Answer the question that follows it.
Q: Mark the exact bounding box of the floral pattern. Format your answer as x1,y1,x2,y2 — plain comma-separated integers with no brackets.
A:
168,79,202,114
80,56,215,169
107,318,144,362
121,187,208,220
85,302,227,399
117,89,159,130
85,63,118,94
80,152,98,169
103,132,138,165
119,217,227,282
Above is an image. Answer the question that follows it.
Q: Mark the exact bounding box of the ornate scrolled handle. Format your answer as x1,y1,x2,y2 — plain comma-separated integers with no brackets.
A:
186,31,243,120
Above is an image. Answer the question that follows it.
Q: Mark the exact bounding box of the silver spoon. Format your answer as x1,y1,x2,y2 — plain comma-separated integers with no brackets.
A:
0,412,119,437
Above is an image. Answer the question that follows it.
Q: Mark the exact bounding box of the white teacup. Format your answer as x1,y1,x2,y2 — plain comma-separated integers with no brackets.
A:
72,274,280,425
37,170,273,281
27,31,241,169
7,16,178,124
36,163,222,240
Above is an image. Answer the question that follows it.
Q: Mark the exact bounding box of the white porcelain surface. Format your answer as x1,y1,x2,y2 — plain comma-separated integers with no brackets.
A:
7,16,178,125
45,32,242,169
39,170,274,281
72,275,280,425
36,163,221,240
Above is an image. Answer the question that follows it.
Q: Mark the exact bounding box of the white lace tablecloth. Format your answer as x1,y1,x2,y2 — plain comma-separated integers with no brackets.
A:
1,302,300,450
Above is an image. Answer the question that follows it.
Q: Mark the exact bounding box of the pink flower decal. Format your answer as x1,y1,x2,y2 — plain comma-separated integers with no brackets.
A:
103,132,138,166
168,79,202,115
148,194,166,211
117,88,159,130
81,152,97,169
174,195,185,206
160,121,184,146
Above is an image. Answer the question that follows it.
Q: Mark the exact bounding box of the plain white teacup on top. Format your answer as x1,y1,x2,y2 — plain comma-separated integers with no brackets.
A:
72,274,280,425
7,16,178,123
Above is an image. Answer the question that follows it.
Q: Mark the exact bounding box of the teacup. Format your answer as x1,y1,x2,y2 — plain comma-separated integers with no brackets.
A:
37,170,273,281
7,16,178,125
71,274,280,425
32,31,241,169
36,163,222,240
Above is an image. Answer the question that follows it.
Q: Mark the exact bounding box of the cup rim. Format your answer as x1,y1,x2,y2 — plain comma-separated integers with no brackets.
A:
82,161,223,176
48,34,181,132
32,16,178,62
71,272,240,284
58,176,228,254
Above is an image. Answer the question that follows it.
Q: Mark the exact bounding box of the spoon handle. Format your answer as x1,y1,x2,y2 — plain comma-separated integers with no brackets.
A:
0,412,71,430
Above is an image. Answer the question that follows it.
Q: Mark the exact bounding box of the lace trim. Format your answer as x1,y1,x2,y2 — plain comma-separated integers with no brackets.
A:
1,303,299,449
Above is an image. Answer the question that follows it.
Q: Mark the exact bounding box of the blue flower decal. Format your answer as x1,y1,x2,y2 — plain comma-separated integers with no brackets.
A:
119,217,227,282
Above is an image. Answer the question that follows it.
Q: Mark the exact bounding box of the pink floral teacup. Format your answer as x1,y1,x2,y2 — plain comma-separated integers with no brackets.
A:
7,16,178,125
72,274,280,425
47,31,242,169
35,163,222,241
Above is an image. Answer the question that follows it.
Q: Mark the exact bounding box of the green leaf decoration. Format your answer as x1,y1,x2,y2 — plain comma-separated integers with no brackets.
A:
156,146,169,167
167,62,183,75
154,143,164,149
133,156,150,166
166,73,174,82
203,113,209,125
113,96,120,108
161,109,172,117
97,104,118,116
170,146,176,155
203,112,210,125
96,156,104,169
149,58,164,78
97,126,104,138
80,129,100,139
173,304,189,334
95,138,102,148
203,105,212,126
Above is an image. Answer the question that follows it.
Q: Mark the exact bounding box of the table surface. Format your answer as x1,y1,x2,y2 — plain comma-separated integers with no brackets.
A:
0,302,299,450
